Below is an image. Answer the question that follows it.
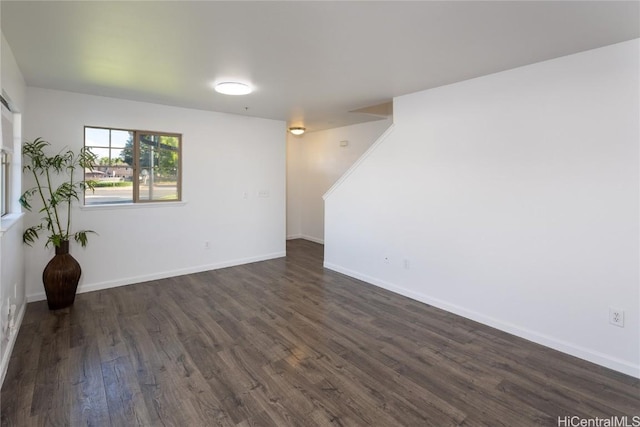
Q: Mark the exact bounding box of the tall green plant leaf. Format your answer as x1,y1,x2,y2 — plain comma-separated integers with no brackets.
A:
21,137,98,249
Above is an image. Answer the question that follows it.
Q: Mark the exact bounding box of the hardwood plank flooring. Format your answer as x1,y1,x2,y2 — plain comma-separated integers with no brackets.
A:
1,239,638,426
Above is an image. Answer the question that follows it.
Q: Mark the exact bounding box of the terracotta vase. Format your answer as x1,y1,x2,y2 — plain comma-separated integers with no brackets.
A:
42,240,81,310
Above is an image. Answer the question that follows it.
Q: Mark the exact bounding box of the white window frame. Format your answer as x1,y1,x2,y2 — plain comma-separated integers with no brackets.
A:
0,150,9,217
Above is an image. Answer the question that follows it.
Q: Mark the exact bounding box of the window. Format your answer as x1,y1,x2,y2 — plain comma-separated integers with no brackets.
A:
84,127,181,205
1,100,13,217
1,150,9,216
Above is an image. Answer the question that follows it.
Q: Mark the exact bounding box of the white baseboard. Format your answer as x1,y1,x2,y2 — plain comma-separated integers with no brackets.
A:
323,261,640,379
27,251,286,302
300,235,324,244
0,301,26,387
287,234,324,244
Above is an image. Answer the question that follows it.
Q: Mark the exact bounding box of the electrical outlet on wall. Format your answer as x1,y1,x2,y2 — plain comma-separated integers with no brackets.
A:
609,307,624,327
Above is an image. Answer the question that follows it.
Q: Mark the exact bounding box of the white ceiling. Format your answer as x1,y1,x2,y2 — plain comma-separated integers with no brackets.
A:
2,1,638,132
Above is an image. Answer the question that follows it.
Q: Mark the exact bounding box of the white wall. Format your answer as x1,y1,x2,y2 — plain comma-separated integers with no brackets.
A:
1,34,25,111
324,40,639,377
287,119,391,243
0,31,27,385
23,88,286,300
286,132,303,239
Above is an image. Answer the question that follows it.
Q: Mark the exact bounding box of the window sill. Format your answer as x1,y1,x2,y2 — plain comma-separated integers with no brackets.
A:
0,212,25,237
80,201,187,211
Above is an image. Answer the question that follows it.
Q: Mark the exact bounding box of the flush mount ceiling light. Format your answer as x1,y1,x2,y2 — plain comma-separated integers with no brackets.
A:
289,127,306,136
214,82,252,95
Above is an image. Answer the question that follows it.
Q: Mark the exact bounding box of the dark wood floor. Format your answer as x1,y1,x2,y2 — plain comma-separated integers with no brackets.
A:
1,240,638,426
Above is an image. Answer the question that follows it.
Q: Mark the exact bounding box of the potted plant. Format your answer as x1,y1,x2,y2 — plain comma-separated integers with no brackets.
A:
20,137,97,310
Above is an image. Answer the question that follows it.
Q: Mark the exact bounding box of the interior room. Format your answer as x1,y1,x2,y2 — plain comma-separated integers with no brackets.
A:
0,1,638,425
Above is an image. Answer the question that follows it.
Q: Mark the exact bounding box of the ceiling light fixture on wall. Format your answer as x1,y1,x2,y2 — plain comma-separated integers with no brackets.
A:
214,82,252,95
289,127,306,136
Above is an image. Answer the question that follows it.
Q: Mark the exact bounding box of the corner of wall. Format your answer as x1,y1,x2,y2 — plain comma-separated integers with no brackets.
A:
322,41,639,377
323,123,395,201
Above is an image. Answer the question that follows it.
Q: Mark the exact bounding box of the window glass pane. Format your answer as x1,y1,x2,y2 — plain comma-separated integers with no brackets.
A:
139,134,156,168
111,130,132,148
156,148,179,179
138,168,152,201
154,166,178,201
87,147,111,164
119,137,135,167
1,113,12,151
85,127,110,146
85,178,133,205
84,128,133,205
160,135,179,149
138,168,178,202
108,148,125,165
